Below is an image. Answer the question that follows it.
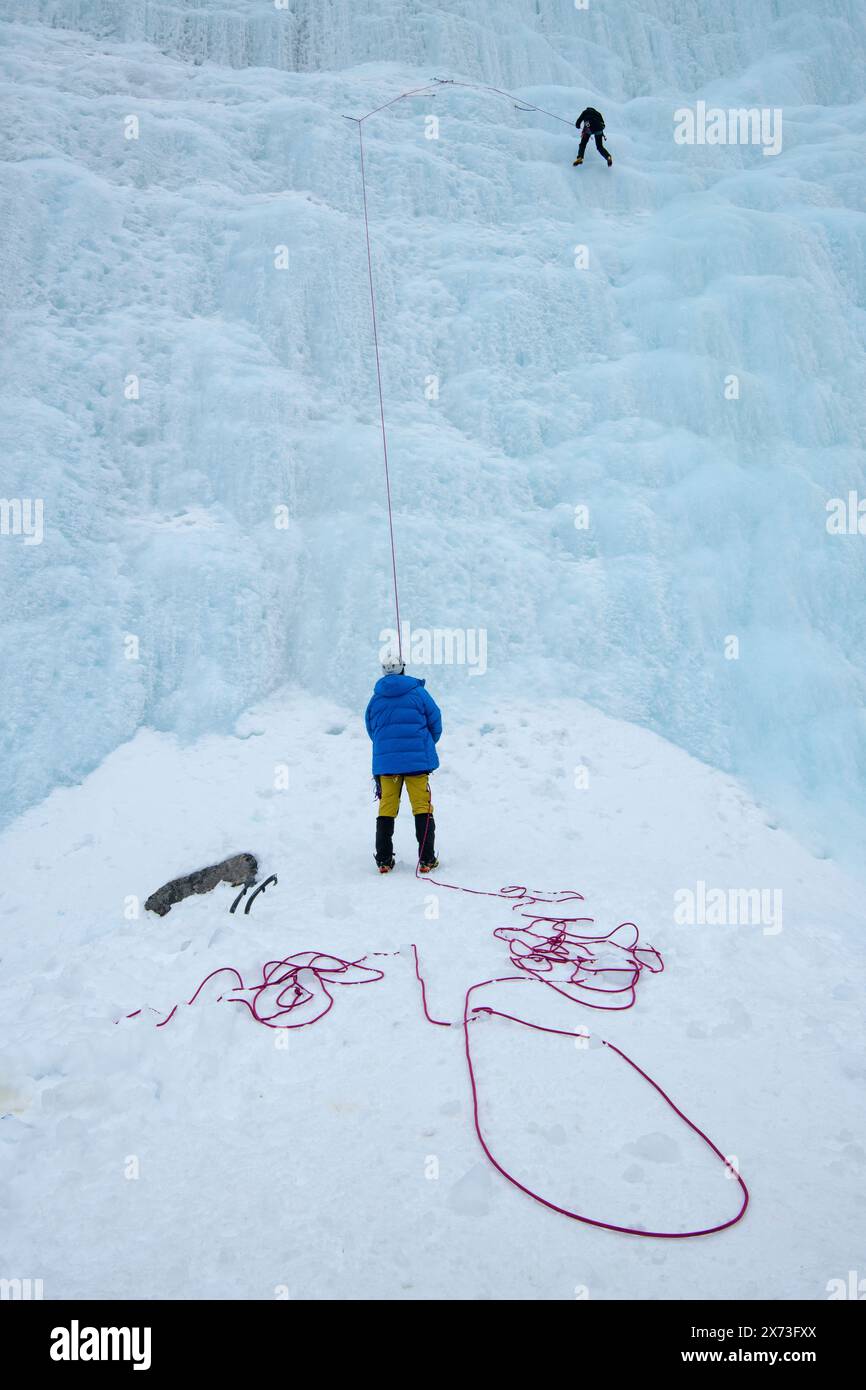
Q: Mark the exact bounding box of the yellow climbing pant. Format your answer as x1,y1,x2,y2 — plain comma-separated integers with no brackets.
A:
377,774,432,818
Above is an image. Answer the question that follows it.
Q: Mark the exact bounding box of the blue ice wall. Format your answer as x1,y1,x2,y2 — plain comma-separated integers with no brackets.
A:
1,1,864,863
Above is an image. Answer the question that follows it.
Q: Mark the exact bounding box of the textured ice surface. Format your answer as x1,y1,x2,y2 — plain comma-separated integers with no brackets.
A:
1,1,865,866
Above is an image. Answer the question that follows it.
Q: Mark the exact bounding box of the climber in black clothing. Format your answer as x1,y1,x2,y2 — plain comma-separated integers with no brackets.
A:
574,107,612,167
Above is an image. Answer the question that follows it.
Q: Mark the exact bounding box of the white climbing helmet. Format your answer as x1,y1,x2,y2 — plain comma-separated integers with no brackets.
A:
381,646,405,675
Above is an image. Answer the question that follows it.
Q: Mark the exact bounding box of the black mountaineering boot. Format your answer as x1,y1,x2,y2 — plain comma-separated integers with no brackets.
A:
375,816,395,873
415,813,438,871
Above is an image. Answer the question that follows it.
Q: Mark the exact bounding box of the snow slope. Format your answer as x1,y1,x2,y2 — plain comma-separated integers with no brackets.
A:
1,693,864,1299
1,2,866,866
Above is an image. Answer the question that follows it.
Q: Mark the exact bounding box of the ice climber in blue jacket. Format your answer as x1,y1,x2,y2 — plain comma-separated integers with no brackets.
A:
365,648,442,874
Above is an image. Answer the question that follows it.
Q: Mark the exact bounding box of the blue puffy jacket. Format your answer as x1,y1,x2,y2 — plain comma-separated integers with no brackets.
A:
365,674,442,775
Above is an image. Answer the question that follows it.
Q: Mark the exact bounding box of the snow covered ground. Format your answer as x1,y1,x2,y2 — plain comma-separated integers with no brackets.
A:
1,690,864,1299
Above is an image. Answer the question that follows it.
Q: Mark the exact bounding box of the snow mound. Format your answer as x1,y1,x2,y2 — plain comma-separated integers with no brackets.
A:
1,690,863,1297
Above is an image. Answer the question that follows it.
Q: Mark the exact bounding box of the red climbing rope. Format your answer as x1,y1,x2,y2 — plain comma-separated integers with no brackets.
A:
493,916,664,1011
352,116,403,659
346,75,577,656
461,974,750,1239
119,950,389,1030
121,876,747,1238
428,77,576,127
403,864,746,1235
405,893,747,1239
